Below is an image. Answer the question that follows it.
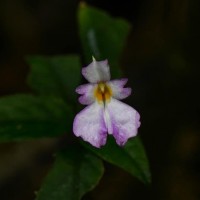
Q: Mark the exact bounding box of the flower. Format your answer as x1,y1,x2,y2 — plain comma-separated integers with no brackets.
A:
73,57,141,148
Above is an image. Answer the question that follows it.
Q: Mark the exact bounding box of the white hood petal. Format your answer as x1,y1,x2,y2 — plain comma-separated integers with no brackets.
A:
82,59,110,83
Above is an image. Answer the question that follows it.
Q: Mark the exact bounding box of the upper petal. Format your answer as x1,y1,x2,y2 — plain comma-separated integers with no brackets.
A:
76,83,96,105
107,79,132,100
73,102,107,148
106,98,140,146
82,59,110,83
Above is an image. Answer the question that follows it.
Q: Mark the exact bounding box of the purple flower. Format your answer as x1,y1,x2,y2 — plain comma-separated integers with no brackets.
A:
73,57,141,148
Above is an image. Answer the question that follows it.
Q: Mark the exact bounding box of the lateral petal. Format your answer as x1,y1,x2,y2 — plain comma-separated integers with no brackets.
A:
108,79,132,100
75,83,95,105
73,102,107,148
106,99,140,146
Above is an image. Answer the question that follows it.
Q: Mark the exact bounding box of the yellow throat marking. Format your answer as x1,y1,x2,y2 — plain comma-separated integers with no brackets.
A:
94,83,112,104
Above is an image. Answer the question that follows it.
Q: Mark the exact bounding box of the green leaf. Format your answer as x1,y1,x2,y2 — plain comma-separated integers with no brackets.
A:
27,55,81,103
82,136,151,184
36,147,104,200
78,3,131,78
0,94,73,141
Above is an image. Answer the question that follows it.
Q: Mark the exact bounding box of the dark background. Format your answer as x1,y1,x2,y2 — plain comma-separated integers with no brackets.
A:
0,0,200,199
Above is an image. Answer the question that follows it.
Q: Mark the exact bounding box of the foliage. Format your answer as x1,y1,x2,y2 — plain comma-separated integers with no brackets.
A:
0,3,151,200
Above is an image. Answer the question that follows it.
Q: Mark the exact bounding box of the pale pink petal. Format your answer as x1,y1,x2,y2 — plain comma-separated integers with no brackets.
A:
103,109,113,135
108,79,132,100
108,78,128,87
82,59,110,83
73,102,107,148
75,83,94,94
76,84,96,105
106,99,140,146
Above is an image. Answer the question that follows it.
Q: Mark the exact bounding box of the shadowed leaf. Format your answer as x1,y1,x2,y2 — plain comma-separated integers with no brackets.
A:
0,94,73,141
36,147,104,200
27,55,81,103
82,136,151,184
78,4,131,78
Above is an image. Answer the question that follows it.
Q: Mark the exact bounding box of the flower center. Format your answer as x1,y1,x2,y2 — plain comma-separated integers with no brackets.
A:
94,82,112,104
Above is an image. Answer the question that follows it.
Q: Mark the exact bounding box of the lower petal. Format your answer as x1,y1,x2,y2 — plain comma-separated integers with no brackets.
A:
73,102,107,148
106,99,141,146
